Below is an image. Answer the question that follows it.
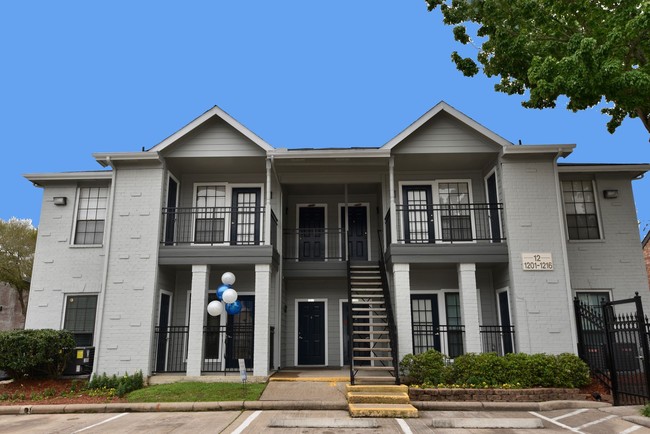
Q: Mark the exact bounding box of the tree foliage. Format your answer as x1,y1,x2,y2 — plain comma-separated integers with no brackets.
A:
0,218,37,316
426,0,650,136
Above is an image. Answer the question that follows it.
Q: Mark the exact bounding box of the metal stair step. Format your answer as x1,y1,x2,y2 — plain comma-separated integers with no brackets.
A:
352,330,390,335
351,300,384,305
353,356,394,361
352,307,386,312
350,294,384,298
353,338,391,343
352,315,387,319
354,366,396,371
352,347,392,352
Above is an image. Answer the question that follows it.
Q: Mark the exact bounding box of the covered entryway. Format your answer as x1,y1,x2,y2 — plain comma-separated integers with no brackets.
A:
297,300,326,365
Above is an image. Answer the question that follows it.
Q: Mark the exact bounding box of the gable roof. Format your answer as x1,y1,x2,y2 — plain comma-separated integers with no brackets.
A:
148,105,274,154
381,101,513,151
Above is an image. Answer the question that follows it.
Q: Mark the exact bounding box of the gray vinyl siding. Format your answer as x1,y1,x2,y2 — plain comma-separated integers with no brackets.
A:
163,117,266,158
282,278,347,367
392,112,503,154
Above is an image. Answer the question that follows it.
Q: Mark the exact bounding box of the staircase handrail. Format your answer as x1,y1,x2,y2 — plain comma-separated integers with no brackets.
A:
377,230,400,385
346,240,355,384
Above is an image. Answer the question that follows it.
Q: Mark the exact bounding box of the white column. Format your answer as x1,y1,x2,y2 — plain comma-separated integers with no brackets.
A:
457,263,481,353
187,265,209,376
393,263,412,361
389,156,398,244
253,263,271,377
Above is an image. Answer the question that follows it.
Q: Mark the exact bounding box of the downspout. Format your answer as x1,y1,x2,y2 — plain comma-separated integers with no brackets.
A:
92,157,117,374
265,158,272,246
553,149,579,353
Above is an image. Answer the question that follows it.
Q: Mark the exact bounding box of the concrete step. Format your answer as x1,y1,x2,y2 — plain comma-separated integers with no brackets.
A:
352,376,399,385
347,391,410,404
347,384,408,393
349,403,418,418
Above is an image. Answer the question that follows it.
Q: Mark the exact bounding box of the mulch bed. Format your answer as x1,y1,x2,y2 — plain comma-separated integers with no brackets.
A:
0,378,126,405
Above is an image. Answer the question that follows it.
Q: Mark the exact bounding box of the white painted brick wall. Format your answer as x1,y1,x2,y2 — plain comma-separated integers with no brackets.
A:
392,263,413,361
500,158,574,355
95,165,165,376
26,183,107,331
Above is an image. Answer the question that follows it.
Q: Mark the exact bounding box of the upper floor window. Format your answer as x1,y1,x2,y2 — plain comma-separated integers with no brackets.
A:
562,180,600,240
74,186,109,245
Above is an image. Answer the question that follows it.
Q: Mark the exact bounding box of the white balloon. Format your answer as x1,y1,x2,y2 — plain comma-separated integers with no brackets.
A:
207,300,224,317
221,272,236,286
222,288,238,304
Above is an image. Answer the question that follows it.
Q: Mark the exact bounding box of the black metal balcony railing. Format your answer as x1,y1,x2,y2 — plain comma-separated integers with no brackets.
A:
283,228,344,261
395,203,505,243
412,323,465,359
202,324,254,373
161,207,267,246
153,326,189,373
480,325,515,356
412,324,515,359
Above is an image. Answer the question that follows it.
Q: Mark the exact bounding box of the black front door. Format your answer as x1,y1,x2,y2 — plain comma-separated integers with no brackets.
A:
231,188,261,245
341,206,368,261
299,207,325,261
298,301,325,365
225,295,255,369
486,173,502,242
156,293,171,372
403,186,434,243
164,177,178,245
498,291,513,354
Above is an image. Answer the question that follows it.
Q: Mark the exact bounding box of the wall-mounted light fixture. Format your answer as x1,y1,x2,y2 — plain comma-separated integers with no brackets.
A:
53,197,67,206
603,190,619,199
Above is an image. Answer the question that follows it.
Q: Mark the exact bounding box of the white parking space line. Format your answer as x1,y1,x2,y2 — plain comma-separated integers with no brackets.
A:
530,411,584,434
619,425,642,434
72,413,128,433
575,414,617,430
396,418,413,434
554,408,589,421
231,410,262,434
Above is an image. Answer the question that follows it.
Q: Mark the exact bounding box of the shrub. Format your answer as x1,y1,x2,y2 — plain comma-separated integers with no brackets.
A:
642,403,650,418
399,349,447,385
404,351,590,389
0,329,75,379
87,371,144,397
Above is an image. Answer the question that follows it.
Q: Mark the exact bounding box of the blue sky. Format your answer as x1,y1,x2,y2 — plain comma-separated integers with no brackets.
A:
1,2,648,234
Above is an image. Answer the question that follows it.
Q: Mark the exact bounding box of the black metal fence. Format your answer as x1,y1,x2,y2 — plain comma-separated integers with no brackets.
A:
160,207,266,246
395,203,504,243
480,325,516,356
153,326,189,373
412,324,465,359
574,294,650,405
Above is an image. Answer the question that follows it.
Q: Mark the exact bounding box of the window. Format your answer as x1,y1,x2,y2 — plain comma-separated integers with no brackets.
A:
410,294,440,354
445,293,464,358
74,187,108,245
562,181,600,240
64,295,98,346
576,291,610,311
194,185,226,244
439,182,472,241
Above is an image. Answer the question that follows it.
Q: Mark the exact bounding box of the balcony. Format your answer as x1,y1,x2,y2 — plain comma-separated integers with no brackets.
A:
158,207,277,266
385,203,508,264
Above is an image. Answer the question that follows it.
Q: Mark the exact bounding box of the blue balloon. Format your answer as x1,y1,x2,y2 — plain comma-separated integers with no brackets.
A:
225,300,242,315
216,284,231,301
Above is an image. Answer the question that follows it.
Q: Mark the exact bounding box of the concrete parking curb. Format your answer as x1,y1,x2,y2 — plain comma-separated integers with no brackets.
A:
413,400,611,412
0,399,608,415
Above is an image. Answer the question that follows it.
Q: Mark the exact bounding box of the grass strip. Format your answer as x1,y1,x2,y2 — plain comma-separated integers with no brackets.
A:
126,382,266,403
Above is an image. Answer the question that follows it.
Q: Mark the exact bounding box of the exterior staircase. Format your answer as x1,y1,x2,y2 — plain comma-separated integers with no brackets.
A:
347,262,399,385
347,384,418,418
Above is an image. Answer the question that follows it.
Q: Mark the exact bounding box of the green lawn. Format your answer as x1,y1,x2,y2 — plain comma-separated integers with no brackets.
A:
126,382,266,403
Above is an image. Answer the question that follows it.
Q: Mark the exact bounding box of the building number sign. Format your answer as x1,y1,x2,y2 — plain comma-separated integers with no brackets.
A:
522,253,554,271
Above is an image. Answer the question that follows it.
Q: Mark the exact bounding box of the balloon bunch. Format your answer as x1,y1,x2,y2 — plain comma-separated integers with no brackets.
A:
207,272,242,316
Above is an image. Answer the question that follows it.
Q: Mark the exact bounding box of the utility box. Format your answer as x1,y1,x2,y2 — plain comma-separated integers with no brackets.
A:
64,347,95,376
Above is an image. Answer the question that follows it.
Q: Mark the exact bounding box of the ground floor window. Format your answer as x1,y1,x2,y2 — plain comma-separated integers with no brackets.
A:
63,294,98,346
411,292,464,358
576,291,611,312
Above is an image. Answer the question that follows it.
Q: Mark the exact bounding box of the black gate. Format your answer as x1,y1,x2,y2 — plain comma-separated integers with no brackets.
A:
574,293,650,405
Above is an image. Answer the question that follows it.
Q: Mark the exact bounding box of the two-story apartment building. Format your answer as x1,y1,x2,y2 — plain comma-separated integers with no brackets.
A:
24,102,649,383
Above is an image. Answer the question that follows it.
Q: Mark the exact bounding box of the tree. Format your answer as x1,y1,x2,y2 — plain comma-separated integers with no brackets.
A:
426,0,650,137
0,218,37,316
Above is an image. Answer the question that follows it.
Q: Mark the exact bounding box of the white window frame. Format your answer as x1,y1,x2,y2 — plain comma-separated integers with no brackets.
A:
71,185,109,247
337,202,371,261
61,292,100,346
561,179,604,242
191,182,230,246
294,298,329,367
410,289,463,357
